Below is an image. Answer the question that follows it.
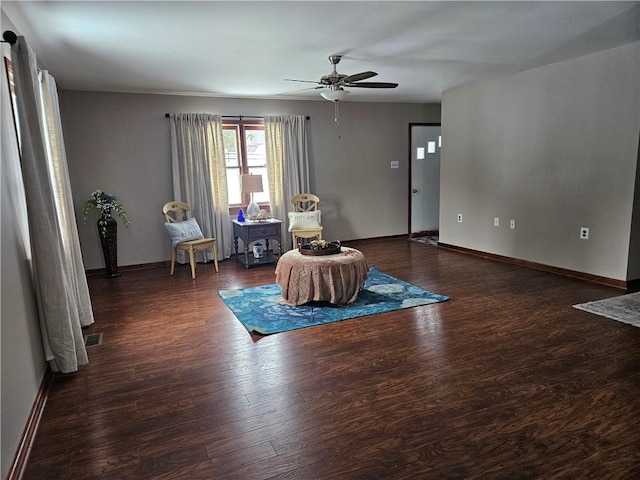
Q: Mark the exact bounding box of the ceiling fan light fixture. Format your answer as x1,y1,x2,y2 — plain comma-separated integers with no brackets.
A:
321,88,349,102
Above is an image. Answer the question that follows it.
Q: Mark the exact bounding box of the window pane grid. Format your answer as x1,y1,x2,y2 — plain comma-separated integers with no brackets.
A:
223,121,268,209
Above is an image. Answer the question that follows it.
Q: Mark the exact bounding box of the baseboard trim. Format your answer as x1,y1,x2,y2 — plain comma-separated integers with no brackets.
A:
83,240,638,291
86,261,169,276
343,235,408,244
437,242,629,290
6,369,54,480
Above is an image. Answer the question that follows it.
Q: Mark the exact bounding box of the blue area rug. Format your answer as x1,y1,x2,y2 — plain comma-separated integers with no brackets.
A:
218,266,449,335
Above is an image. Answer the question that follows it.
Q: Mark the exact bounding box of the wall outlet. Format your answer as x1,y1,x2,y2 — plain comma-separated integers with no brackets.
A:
580,227,589,240
494,217,500,227
457,214,463,223
510,219,516,230
391,161,399,169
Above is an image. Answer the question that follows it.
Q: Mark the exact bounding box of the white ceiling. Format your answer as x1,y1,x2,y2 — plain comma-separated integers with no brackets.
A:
3,1,639,103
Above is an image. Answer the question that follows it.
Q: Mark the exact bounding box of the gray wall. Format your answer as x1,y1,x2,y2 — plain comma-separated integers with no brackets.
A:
1,29,48,480
440,42,640,282
628,144,640,279
0,139,45,480
0,108,47,480
58,92,439,269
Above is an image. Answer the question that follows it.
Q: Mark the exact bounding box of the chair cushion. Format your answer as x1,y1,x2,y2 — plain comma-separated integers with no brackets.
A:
288,210,321,232
164,217,204,246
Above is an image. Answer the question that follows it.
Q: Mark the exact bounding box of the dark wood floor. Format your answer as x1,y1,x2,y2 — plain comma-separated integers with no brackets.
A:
22,237,640,479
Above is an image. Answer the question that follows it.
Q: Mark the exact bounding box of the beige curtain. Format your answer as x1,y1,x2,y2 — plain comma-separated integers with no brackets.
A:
264,115,310,251
169,113,233,260
11,37,93,373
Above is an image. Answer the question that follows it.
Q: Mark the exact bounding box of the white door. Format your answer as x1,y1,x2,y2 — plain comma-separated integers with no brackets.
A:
410,125,441,234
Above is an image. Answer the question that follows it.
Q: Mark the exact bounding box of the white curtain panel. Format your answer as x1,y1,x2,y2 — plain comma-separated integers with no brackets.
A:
40,72,94,323
264,115,310,251
10,37,93,373
169,113,232,261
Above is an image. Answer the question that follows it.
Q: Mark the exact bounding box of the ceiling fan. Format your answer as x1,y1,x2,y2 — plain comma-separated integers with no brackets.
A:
285,54,399,102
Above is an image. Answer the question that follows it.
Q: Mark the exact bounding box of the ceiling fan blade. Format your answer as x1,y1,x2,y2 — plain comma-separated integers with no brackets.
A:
340,71,377,83
284,78,322,85
345,81,398,89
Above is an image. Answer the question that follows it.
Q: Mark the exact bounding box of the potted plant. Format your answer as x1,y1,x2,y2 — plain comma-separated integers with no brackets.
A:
82,190,131,277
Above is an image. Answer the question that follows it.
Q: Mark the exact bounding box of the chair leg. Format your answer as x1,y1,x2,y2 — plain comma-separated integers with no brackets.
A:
188,247,196,279
170,246,176,275
292,232,322,248
212,241,219,273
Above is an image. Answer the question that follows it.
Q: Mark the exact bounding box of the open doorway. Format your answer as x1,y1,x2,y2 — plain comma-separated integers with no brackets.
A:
409,123,441,242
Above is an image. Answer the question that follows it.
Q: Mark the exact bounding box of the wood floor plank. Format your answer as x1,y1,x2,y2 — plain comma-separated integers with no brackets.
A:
21,237,640,479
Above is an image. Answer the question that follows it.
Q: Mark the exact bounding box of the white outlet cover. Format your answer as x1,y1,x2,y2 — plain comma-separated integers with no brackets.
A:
510,220,516,229
391,161,399,169
580,227,589,239
457,214,463,223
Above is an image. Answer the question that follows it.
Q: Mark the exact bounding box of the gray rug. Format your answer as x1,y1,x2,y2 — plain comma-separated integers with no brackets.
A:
573,292,640,327
410,235,439,246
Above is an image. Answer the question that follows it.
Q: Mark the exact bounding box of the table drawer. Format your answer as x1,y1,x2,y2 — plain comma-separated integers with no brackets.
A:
248,225,279,240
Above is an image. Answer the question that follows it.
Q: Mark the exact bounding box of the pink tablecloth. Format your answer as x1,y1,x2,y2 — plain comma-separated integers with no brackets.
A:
275,247,368,306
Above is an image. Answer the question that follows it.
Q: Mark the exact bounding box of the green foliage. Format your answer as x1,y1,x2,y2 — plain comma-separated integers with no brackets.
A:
82,190,131,238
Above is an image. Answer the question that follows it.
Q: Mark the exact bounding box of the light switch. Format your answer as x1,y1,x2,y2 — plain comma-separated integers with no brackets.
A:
391,161,399,169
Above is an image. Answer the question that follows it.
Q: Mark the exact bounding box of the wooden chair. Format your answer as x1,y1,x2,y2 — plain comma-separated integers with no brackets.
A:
162,201,218,278
289,193,323,247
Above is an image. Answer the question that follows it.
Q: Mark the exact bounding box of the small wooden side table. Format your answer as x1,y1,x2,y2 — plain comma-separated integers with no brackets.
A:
232,218,282,268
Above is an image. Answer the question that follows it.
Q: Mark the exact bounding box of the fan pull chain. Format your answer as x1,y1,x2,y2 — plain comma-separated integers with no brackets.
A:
334,100,340,127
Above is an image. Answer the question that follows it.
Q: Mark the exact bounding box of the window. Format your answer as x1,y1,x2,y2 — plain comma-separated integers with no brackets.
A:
4,55,21,150
223,119,270,209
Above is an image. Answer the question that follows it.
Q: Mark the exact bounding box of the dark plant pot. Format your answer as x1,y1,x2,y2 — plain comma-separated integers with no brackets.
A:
99,216,121,278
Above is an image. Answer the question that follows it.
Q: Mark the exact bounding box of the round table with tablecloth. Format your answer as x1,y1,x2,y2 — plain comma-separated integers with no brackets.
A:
275,246,368,306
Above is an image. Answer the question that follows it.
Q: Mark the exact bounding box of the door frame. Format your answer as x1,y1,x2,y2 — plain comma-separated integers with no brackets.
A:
407,122,441,235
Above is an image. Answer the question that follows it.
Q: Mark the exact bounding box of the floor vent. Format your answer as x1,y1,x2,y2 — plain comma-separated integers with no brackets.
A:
84,333,103,347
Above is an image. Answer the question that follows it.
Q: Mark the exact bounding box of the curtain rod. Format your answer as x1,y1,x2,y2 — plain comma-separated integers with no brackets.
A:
165,113,310,120
2,31,17,44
